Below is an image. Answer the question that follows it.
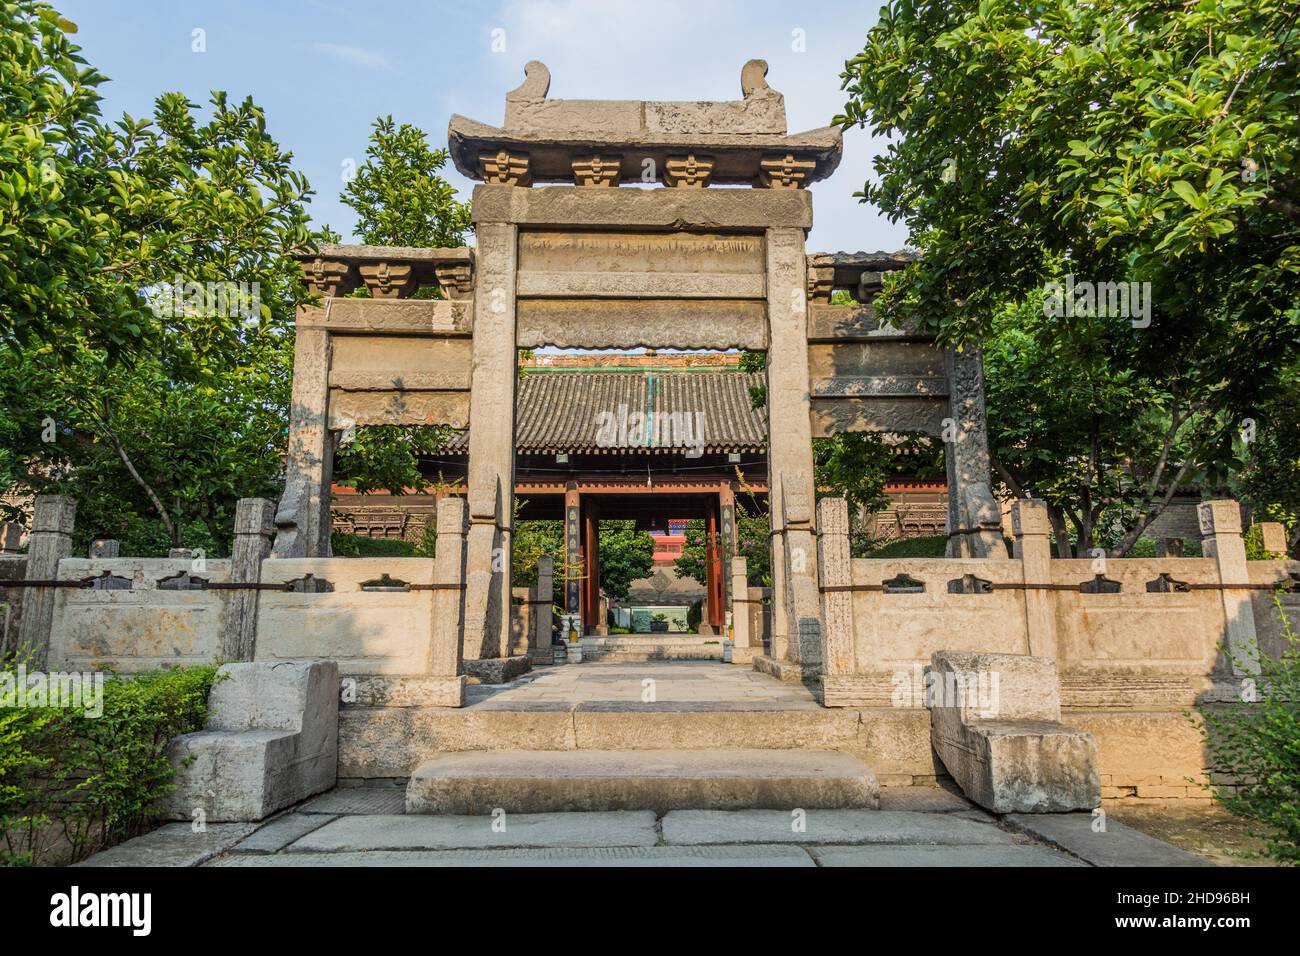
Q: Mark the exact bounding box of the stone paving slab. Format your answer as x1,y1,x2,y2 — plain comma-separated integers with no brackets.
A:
878,787,974,813
297,787,407,815
288,811,658,851
230,813,336,854
77,823,258,867
661,809,1014,846
211,844,815,867
1003,813,1211,867
810,844,1084,867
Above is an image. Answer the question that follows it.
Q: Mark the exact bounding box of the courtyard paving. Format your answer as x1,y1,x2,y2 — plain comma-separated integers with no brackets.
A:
466,661,822,710
78,785,1209,867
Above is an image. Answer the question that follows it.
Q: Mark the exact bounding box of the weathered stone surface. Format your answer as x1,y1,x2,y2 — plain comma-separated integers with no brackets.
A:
162,661,339,822
462,655,532,684
516,298,767,351
288,811,658,851
212,844,814,867
229,813,335,854
406,749,878,814
661,809,1007,846
810,844,1082,867
472,184,813,229
878,787,975,813
1003,813,1210,867
295,297,472,335
77,823,257,867
298,786,406,815
929,651,1100,813
17,495,75,666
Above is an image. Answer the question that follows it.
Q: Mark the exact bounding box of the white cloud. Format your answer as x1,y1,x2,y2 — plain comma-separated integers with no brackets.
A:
309,41,393,72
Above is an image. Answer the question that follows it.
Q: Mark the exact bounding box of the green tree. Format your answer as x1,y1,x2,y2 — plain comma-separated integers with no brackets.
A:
512,517,655,606
674,502,771,589
840,0,1300,553
341,116,471,248
329,116,472,496
0,14,317,551
1237,378,1300,555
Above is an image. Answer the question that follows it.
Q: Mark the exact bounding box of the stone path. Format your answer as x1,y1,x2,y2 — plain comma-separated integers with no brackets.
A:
77,785,1209,867
467,661,821,711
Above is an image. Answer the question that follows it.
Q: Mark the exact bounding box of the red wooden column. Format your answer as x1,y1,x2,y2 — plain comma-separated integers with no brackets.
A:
704,496,725,633
563,482,582,635
582,496,601,634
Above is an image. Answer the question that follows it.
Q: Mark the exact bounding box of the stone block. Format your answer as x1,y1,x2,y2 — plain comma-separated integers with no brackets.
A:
162,660,339,822
929,651,1100,813
462,655,532,684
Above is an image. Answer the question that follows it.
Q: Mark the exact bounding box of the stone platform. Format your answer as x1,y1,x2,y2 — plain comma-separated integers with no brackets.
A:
405,749,879,814
578,636,725,662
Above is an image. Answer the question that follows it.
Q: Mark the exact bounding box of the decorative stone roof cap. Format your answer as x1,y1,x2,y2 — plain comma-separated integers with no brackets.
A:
448,60,842,187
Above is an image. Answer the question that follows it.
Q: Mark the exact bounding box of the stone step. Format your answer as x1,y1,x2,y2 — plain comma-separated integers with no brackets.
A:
578,637,724,661
405,749,879,814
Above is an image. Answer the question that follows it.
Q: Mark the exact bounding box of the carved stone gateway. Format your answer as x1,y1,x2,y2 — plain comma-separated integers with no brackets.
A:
275,60,1000,676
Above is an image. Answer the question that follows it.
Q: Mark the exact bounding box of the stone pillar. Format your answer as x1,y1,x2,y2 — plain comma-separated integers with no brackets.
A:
944,344,1003,558
765,227,820,666
88,539,120,559
533,555,554,657
719,484,736,614
273,323,334,557
223,498,275,661
816,497,854,679
0,523,22,555
1200,500,1259,676
17,496,75,667
730,557,752,665
1011,499,1057,659
428,497,468,706
1256,522,1288,557
463,220,518,661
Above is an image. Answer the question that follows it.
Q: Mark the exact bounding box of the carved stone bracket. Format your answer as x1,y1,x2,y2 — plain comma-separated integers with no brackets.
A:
572,154,621,187
434,262,474,300
301,257,359,297
759,153,816,189
663,154,715,188
358,262,417,298
806,263,835,302
480,149,532,186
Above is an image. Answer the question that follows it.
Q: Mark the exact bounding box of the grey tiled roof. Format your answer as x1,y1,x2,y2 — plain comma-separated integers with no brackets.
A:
444,371,768,454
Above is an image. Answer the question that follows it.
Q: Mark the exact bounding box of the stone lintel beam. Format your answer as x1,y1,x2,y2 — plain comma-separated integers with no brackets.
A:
295,298,473,336
515,271,765,299
809,397,948,438
472,183,812,229
806,303,932,343
515,298,767,351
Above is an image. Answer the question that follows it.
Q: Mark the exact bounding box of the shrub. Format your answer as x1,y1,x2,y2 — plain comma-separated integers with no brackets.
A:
330,532,418,558
862,535,948,559
686,600,703,633
1,664,218,865
1198,594,1300,865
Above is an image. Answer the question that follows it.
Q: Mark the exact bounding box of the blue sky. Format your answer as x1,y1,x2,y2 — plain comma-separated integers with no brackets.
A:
57,0,905,253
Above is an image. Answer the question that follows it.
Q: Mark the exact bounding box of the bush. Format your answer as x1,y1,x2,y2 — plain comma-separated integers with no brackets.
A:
686,600,703,633
862,535,948,559
1,664,218,865
331,532,418,558
1198,594,1300,865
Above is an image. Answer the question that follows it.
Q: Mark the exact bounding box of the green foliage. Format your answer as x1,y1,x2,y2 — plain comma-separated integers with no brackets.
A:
675,502,770,588
1237,379,1300,555
1198,596,1300,864
1,663,218,865
686,599,703,634
862,535,948,559
330,532,418,558
512,516,655,606
333,425,453,497
1244,525,1284,561
0,7,318,551
341,116,472,248
841,0,1300,553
